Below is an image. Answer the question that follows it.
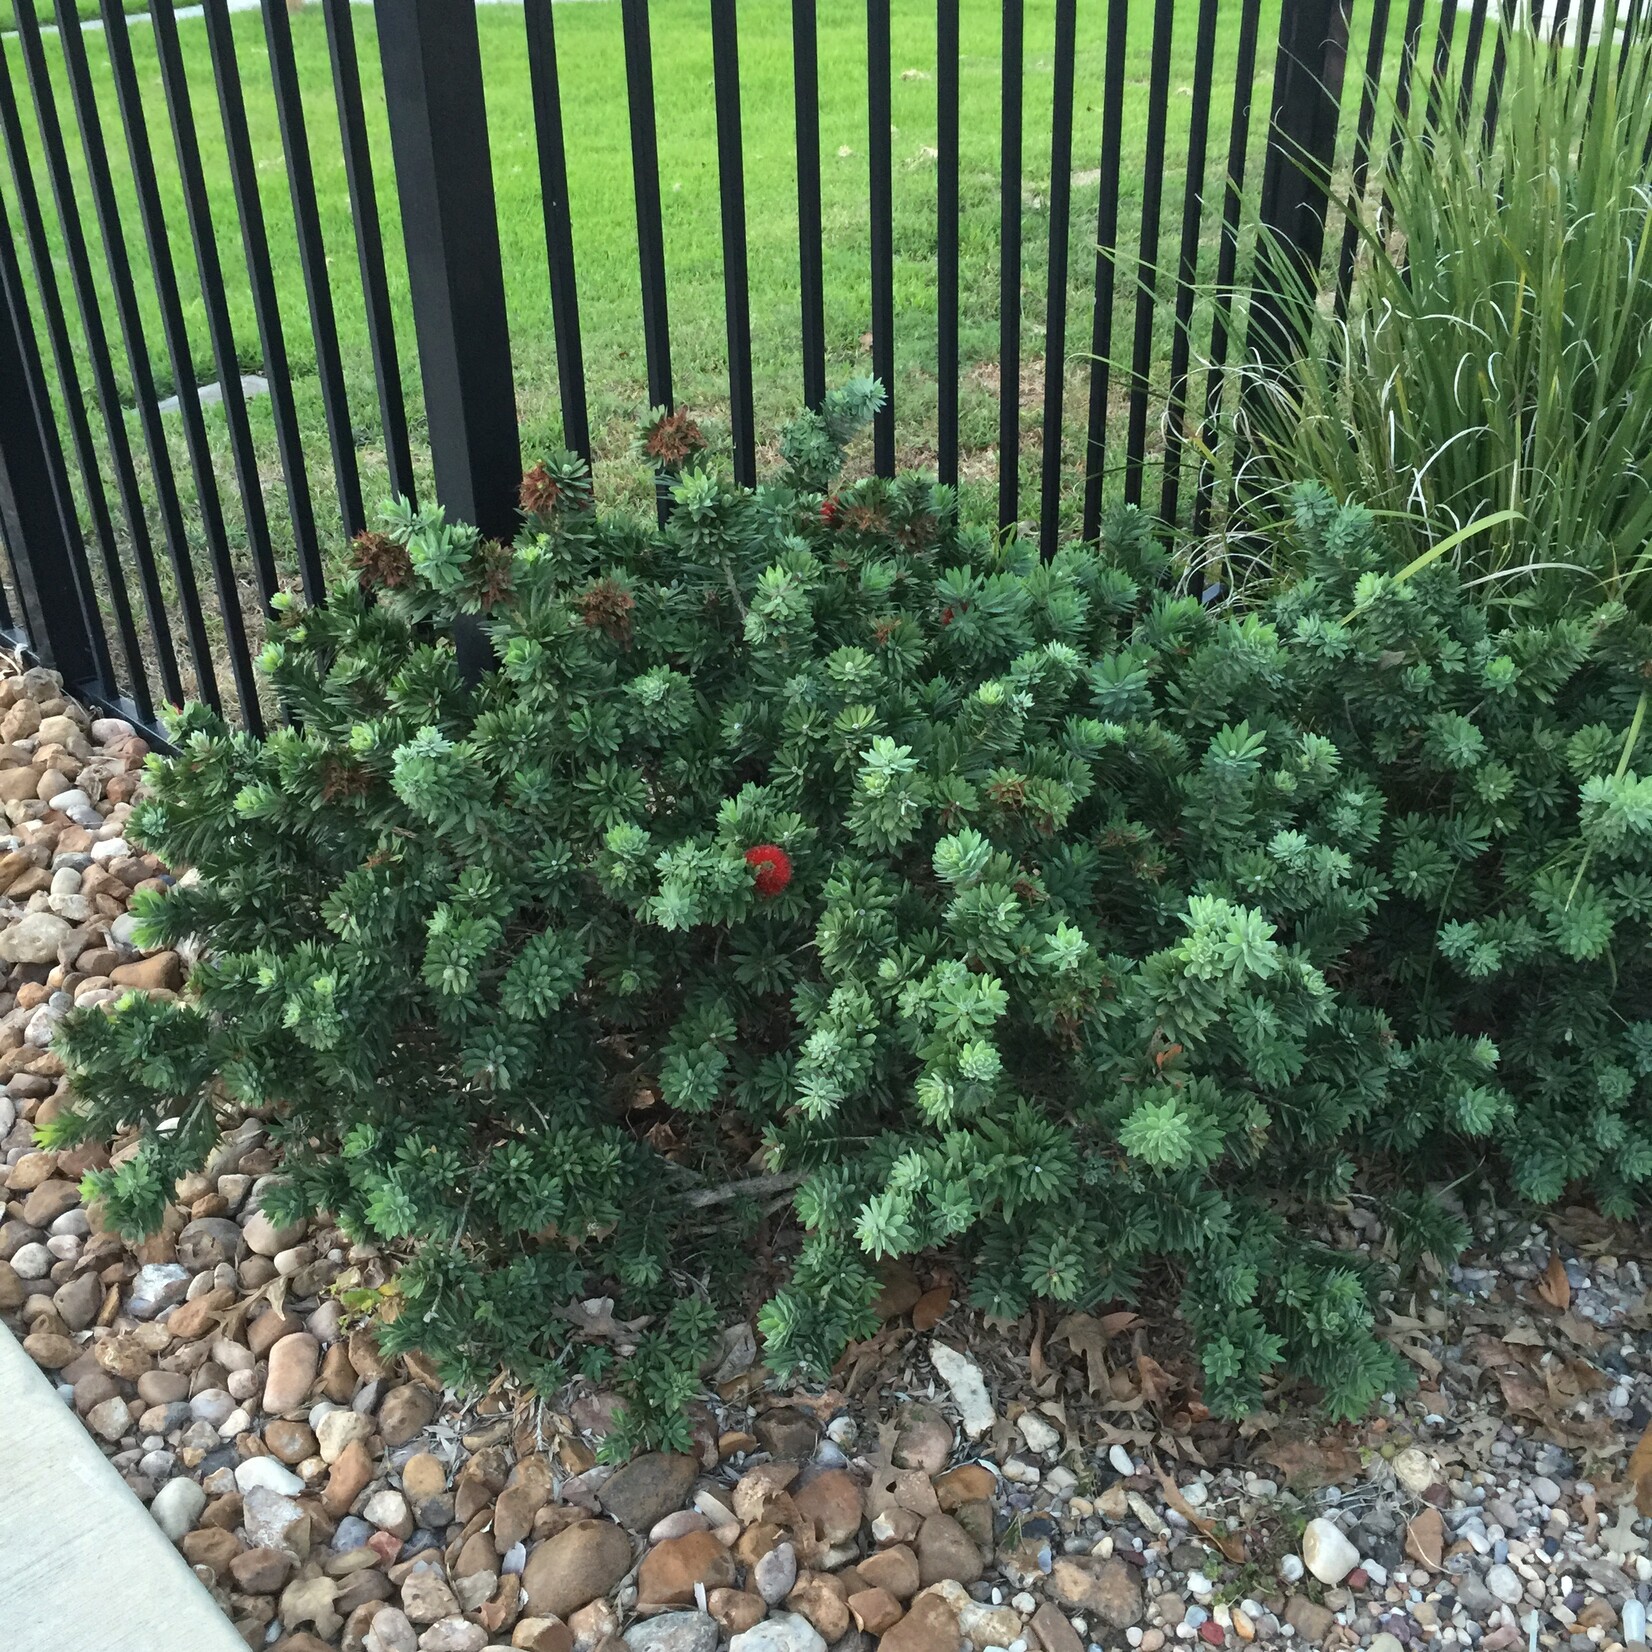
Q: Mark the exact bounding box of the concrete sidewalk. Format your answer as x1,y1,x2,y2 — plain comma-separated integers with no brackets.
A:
0,1319,246,1652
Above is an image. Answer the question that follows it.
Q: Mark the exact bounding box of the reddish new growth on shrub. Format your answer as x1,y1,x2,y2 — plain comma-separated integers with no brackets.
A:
351,530,413,592
580,577,636,645
744,844,793,899
642,410,707,469
519,462,566,516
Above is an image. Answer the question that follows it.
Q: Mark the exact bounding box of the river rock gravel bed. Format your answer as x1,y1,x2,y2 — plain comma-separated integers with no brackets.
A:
2,665,1650,1652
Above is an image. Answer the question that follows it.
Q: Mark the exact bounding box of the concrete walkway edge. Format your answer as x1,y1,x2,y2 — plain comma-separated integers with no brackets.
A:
0,1319,247,1652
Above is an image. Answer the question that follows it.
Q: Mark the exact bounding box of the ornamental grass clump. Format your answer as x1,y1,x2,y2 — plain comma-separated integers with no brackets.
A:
49,385,1652,1437
1244,27,1652,612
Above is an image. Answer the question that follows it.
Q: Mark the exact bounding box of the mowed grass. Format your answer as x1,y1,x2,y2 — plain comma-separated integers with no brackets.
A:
0,0,1421,717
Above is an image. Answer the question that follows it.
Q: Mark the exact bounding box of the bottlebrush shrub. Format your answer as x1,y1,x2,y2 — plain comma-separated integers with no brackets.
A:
48,381,1652,1430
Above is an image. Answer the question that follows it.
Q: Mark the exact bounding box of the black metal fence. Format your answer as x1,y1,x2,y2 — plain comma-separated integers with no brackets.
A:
0,0,1624,743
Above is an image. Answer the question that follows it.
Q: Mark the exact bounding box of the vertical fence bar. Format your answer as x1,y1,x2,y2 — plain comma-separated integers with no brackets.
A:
1037,0,1077,558
619,0,674,520
1193,0,1264,535
47,0,219,709
710,0,756,489
866,0,895,475
937,0,960,489
1158,0,1220,528
1575,0,1598,65
326,0,418,508
264,0,365,540
621,0,672,414
1124,0,1176,507
202,0,323,605
524,0,590,460
102,0,261,728
1337,0,1394,302
792,0,827,413
1425,0,1460,130
1250,0,1352,373
0,196,104,693
1482,0,1512,142
1081,0,1129,540
376,0,521,594
998,0,1024,531
1457,0,1491,120
151,0,278,628
0,35,149,717
1620,0,1644,78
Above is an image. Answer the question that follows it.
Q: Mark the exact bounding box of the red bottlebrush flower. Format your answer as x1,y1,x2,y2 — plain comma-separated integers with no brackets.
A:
745,843,793,899
820,496,839,526
939,606,955,626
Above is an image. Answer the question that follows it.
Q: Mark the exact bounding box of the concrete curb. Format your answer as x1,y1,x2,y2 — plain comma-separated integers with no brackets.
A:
0,1319,247,1652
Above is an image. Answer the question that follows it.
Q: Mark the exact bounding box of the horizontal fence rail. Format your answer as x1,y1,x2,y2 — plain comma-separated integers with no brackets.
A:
0,0,1635,744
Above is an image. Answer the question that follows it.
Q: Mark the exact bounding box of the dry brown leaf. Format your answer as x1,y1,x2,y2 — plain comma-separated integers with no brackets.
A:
1629,1421,1652,1516
1052,1312,1124,1395
1495,1367,1548,1415
1158,1470,1247,1562
1555,1311,1606,1350
1257,1433,1361,1489
911,1286,952,1332
1500,1324,1546,1346
1137,1353,1176,1410
779,1387,852,1420
1536,1254,1572,1311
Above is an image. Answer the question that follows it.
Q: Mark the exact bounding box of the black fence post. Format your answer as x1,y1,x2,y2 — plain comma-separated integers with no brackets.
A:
1250,0,1352,369
0,202,103,690
374,0,519,674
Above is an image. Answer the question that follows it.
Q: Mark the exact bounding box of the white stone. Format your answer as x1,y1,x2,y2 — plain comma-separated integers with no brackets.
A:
1393,1448,1438,1496
1301,1518,1359,1586
929,1343,995,1439
150,1475,207,1541
1108,1444,1135,1477
127,1262,189,1320
317,1407,374,1464
729,1613,828,1652
1484,1565,1524,1605
1277,1553,1304,1585
235,1455,305,1496
10,1243,51,1280
1019,1413,1060,1455
1620,1600,1645,1644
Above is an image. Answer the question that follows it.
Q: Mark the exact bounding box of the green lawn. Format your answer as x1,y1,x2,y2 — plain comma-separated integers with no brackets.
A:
0,0,1429,716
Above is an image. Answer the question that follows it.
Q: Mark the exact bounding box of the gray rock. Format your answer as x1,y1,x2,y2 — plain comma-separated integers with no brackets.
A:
417,1620,485,1652
127,1262,189,1320
0,912,72,964
1484,1565,1524,1606
626,1613,721,1652
730,1614,829,1652
334,1515,375,1552
177,1216,245,1271
368,1607,419,1652
1455,1570,1497,1617
599,1450,700,1532
755,1540,798,1605
149,1475,206,1541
